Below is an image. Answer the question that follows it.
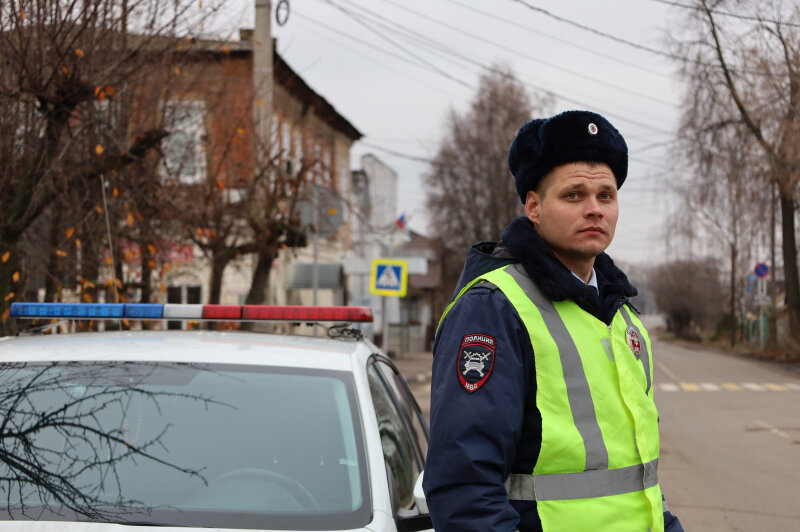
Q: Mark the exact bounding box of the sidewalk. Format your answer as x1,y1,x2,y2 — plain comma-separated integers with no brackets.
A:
391,350,433,384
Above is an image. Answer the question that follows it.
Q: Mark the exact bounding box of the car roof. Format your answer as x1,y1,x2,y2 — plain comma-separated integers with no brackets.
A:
0,330,372,372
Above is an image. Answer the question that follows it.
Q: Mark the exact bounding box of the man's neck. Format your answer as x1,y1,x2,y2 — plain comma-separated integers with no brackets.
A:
555,255,595,283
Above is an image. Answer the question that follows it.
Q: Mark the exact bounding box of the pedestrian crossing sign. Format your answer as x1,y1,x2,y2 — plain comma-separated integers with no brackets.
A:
370,258,408,297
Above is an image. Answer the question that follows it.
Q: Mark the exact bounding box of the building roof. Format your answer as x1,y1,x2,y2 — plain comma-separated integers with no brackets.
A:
182,34,363,141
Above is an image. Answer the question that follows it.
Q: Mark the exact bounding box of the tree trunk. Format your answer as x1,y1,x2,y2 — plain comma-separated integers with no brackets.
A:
239,249,277,332
140,243,153,304
780,191,800,356
768,184,778,350
730,242,736,348
208,253,227,305
44,209,64,302
245,248,277,306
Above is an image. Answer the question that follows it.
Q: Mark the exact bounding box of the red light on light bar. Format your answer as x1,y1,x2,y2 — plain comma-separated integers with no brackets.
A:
243,305,373,322
202,305,243,320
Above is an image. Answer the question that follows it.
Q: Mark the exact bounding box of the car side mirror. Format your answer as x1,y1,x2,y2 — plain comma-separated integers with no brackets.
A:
395,471,433,532
413,470,428,514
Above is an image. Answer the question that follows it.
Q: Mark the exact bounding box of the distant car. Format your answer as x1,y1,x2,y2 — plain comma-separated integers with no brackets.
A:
0,302,433,532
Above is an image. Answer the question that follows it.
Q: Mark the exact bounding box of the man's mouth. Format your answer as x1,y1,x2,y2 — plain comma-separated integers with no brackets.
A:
580,226,605,234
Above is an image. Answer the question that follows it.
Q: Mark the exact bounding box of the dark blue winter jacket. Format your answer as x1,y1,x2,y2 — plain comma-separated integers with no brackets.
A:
423,217,684,532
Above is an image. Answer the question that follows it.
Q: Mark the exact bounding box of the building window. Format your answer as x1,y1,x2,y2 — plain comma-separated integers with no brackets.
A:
162,100,207,185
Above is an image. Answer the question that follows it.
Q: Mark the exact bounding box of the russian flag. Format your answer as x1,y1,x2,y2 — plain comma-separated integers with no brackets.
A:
395,214,406,230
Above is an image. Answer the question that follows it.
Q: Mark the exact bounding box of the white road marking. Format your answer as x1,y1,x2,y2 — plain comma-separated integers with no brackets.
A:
754,419,792,440
742,382,766,391
700,382,720,391
657,361,683,383
785,382,800,391
660,382,679,392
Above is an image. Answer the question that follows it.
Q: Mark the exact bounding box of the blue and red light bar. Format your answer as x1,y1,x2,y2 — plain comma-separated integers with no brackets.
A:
9,303,373,323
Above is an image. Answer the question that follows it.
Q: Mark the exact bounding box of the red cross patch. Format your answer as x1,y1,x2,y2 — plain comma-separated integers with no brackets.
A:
626,326,641,358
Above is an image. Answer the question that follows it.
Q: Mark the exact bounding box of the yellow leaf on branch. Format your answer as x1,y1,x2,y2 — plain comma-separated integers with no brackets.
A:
95,206,103,214
147,244,157,255
65,227,75,238
56,250,68,258
75,238,82,249
1,251,9,263
148,260,156,269
113,186,119,198
11,272,19,282
95,144,104,155
74,48,85,57
5,292,14,301
126,212,134,226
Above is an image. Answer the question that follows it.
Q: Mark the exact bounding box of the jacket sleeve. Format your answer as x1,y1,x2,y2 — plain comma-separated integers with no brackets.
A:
423,284,533,532
663,495,684,532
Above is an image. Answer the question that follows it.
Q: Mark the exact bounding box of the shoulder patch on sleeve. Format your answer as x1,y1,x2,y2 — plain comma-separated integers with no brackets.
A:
458,334,496,393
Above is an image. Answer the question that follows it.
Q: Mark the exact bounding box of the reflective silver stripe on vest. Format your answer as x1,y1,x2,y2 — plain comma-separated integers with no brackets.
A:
507,458,659,501
506,264,609,471
620,306,652,394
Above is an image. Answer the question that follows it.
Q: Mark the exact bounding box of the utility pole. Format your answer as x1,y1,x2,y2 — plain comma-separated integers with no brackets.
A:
253,0,273,171
250,0,273,311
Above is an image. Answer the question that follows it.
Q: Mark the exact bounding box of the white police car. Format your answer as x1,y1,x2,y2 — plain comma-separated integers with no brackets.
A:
0,302,433,532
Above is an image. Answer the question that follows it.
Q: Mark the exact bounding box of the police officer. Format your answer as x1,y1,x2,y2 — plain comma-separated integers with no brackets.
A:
423,110,684,532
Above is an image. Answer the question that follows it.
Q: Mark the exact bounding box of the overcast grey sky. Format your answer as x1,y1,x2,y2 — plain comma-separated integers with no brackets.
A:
221,0,688,265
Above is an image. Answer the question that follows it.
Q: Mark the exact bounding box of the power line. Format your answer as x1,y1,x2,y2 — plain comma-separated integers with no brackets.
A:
375,0,679,109
358,141,434,164
315,0,676,137
507,0,777,77
647,0,800,29
316,0,472,89
507,0,690,64
447,0,673,79
292,14,459,98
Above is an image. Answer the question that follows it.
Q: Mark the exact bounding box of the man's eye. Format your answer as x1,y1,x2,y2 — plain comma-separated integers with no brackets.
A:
566,192,579,199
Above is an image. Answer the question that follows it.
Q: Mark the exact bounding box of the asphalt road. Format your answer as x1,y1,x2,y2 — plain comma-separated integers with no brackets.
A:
655,338,800,531
406,338,800,531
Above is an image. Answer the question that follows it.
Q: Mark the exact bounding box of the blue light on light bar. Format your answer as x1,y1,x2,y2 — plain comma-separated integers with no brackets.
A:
10,303,125,319
124,304,164,319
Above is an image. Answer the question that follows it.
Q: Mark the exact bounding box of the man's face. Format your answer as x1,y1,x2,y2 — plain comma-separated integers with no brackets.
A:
525,162,619,268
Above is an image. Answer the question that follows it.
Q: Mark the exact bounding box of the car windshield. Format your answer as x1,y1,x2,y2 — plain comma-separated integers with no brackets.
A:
0,361,370,530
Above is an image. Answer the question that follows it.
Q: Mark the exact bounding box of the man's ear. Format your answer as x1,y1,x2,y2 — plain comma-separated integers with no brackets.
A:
525,190,540,225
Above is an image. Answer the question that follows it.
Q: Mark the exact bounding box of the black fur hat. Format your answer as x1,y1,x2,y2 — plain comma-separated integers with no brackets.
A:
508,110,628,203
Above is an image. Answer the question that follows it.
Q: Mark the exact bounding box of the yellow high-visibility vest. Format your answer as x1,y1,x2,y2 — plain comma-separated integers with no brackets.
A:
440,264,663,532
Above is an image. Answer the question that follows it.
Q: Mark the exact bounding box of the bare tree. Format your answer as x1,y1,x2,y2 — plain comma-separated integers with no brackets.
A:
424,65,552,298
650,258,726,341
0,0,226,330
670,0,800,355
0,362,215,519
671,120,771,346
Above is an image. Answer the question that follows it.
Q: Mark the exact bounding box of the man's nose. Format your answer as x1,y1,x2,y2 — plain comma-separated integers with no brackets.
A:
585,197,603,217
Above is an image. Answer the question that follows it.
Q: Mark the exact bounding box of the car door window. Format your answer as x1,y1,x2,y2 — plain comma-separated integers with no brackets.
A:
367,364,421,510
375,361,428,462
